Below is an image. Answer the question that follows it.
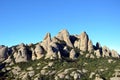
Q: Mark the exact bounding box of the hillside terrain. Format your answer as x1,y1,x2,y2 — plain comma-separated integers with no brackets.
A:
0,29,120,80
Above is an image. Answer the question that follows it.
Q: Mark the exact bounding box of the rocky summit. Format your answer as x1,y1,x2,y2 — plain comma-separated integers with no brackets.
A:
0,29,120,80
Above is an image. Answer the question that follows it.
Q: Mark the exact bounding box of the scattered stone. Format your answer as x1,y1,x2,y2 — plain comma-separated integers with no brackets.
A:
89,72,95,78
28,71,35,77
27,67,33,71
48,62,54,67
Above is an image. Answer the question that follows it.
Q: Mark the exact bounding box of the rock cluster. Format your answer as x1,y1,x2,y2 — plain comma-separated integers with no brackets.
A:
0,29,120,80
0,29,119,64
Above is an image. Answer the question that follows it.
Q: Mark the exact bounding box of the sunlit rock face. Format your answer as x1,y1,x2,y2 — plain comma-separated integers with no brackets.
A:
0,29,119,63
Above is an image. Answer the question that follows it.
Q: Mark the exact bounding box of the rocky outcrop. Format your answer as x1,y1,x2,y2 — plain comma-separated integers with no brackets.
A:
56,29,73,47
94,50,101,58
41,33,51,51
80,32,89,51
102,46,111,57
0,30,120,80
0,46,8,62
111,50,119,58
69,49,76,59
34,44,44,59
13,44,28,63
88,40,94,53
0,30,119,63
45,45,57,59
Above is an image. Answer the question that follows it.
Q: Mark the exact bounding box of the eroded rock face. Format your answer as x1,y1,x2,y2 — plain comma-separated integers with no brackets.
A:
35,44,44,59
0,30,120,80
102,46,111,57
45,45,57,59
69,49,76,59
94,50,101,58
41,33,51,51
80,32,89,51
56,29,73,47
0,30,119,64
14,44,28,63
111,50,119,58
0,46,8,62
88,40,94,53
74,40,80,49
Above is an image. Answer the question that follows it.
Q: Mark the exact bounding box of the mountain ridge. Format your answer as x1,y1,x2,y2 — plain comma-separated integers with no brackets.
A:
0,29,120,80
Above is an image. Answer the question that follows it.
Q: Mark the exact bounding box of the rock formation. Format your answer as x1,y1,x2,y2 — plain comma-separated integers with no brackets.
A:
0,46,8,62
34,44,44,59
56,29,73,47
80,32,89,51
0,29,119,62
0,29,120,80
14,44,28,63
88,40,94,53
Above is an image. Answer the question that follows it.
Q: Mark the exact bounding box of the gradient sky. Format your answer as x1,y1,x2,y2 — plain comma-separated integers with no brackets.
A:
0,0,120,53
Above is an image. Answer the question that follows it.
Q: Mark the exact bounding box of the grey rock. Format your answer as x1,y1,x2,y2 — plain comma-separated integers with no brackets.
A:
22,73,30,80
4,56,12,63
45,45,57,59
14,46,28,63
90,54,95,58
94,50,101,58
0,46,8,62
41,33,51,51
111,50,119,58
102,46,111,57
48,62,54,67
28,71,35,77
70,49,76,59
74,40,80,49
35,44,44,59
89,72,95,78
110,77,120,80
27,67,33,71
74,72,81,80
80,32,89,51
65,75,70,79
41,69,46,75
88,40,94,52
6,67,11,71
56,29,73,47
58,51,61,59
57,72,65,79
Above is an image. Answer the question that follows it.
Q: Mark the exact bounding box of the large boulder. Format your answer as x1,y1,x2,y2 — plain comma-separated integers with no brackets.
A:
56,29,73,47
88,40,94,53
69,49,76,59
14,44,28,63
0,45,8,62
102,46,111,57
80,32,89,51
111,50,119,58
74,39,80,49
34,44,44,59
94,50,101,58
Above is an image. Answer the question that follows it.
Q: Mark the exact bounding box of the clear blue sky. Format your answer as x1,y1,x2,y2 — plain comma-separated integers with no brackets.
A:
0,0,120,53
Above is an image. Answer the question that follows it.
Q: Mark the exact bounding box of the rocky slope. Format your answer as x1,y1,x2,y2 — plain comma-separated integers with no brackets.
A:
0,29,120,80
